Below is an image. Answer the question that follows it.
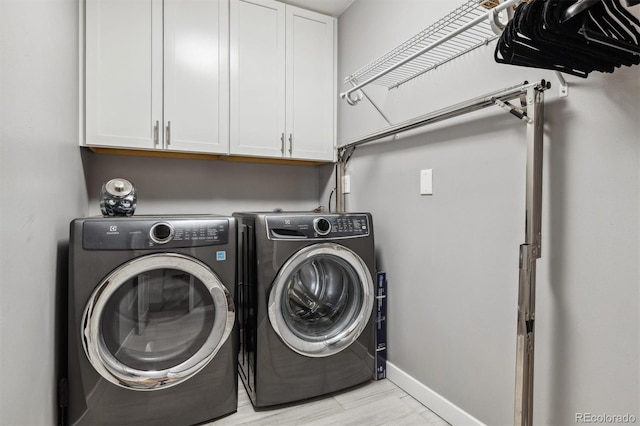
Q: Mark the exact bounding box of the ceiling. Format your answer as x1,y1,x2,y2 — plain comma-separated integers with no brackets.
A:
278,0,355,17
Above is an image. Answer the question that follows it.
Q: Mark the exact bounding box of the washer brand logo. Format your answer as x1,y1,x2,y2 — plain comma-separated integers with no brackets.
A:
109,226,118,232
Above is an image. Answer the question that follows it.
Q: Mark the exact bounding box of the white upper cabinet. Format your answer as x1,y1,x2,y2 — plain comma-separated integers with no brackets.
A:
230,0,286,159
230,0,335,161
84,0,229,154
285,6,335,161
85,0,160,150
164,0,229,153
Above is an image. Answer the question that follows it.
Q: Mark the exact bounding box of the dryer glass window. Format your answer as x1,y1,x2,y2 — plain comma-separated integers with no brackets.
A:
281,255,362,342
100,269,215,371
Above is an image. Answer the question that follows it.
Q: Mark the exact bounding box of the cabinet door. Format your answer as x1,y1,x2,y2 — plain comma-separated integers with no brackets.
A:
85,0,163,149
286,7,335,161
230,0,286,158
164,0,229,154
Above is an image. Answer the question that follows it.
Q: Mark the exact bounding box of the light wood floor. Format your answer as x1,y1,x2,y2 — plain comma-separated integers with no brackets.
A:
208,378,450,426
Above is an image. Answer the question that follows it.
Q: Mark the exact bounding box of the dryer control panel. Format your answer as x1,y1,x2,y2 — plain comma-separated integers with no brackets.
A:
83,218,229,250
266,214,370,240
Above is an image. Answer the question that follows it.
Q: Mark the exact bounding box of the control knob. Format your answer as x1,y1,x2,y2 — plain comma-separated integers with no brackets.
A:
313,217,331,236
150,222,175,244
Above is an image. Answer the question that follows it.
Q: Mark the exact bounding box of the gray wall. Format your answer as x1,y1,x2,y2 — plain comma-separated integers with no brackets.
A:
2,0,638,425
0,0,87,424
0,1,322,424
336,1,639,425
81,150,323,216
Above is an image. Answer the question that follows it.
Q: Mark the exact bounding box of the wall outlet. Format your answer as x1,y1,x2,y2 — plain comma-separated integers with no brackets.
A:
343,175,351,194
420,169,433,195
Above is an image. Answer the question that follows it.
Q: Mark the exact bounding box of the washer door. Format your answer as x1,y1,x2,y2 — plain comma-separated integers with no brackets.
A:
82,253,234,391
268,243,374,357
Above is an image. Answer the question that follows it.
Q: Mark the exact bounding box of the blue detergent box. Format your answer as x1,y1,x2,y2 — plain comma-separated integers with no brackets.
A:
374,271,387,380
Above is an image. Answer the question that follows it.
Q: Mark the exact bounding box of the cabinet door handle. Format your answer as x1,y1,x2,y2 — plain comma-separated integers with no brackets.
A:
280,133,285,154
288,133,293,155
153,121,159,146
166,121,171,146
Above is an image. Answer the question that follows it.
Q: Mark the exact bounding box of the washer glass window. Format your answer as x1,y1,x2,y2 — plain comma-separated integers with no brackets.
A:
83,253,234,391
283,255,360,339
101,269,214,371
269,243,373,357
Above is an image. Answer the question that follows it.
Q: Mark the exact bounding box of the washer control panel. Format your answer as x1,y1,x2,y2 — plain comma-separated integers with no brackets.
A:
83,218,229,250
266,214,370,240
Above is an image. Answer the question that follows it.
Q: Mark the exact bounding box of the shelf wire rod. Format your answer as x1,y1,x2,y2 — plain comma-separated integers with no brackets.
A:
439,37,479,50
457,23,494,36
387,33,501,88
396,30,498,80
341,0,522,101
344,0,493,83
462,26,494,37
347,12,495,85
381,38,487,85
448,32,495,48
390,38,500,88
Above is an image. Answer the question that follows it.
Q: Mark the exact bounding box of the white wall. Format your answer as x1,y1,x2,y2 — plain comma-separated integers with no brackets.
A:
0,0,88,424
336,1,639,425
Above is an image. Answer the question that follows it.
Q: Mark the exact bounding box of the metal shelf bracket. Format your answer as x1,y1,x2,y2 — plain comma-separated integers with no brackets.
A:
555,71,569,98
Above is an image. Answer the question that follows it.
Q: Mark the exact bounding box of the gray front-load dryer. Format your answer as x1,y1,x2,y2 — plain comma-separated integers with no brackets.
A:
234,212,376,408
66,215,238,425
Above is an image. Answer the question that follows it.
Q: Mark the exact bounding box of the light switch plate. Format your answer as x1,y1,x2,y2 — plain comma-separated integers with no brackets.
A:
420,169,432,195
343,175,351,194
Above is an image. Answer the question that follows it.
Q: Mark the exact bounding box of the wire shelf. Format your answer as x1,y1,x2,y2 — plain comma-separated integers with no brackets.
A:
343,0,516,92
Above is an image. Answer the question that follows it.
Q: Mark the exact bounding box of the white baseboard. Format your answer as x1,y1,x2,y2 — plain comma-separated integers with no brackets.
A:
386,362,486,426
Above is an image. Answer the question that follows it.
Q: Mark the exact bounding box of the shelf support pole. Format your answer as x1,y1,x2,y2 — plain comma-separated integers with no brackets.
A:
336,153,346,213
513,84,544,426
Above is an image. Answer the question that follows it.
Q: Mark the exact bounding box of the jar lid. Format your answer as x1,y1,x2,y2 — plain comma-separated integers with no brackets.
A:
104,178,134,198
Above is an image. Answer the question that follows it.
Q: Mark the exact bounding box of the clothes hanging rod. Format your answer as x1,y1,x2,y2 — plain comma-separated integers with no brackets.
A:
338,80,547,156
335,81,549,426
340,0,523,105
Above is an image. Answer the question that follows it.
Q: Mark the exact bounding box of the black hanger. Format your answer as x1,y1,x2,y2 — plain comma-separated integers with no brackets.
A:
586,0,639,45
579,0,640,58
580,21,640,55
547,0,631,72
495,0,639,77
561,0,602,23
495,0,593,77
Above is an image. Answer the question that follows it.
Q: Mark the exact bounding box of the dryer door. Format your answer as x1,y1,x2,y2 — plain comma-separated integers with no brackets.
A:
82,253,234,391
268,243,374,357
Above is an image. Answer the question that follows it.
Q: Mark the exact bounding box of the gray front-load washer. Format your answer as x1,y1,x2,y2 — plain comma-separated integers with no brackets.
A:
234,212,376,408
65,215,238,425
